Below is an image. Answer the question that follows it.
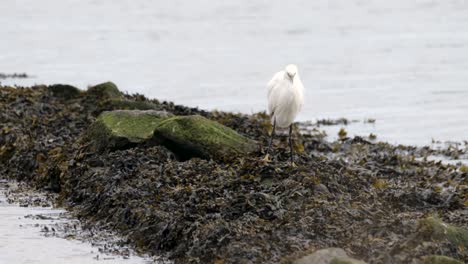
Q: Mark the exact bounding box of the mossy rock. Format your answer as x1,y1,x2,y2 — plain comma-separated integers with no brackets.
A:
422,255,464,264
331,257,367,264
87,82,122,99
418,217,468,248
48,84,81,99
85,110,172,151
152,115,258,161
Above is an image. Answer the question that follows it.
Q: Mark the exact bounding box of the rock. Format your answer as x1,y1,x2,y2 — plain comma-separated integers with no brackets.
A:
85,110,172,151
152,115,258,161
313,184,330,195
48,84,81,99
422,255,464,264
87,82,122,99
418,217,468,249
294,248,349,264
330,257,367,264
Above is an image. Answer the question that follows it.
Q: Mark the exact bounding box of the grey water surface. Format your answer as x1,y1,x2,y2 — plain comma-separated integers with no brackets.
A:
1,0,467,146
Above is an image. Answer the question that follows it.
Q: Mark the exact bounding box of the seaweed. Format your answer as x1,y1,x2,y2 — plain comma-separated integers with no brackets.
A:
0,84,466,263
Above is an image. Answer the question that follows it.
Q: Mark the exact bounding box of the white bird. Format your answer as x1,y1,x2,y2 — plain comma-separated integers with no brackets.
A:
266,64,304,164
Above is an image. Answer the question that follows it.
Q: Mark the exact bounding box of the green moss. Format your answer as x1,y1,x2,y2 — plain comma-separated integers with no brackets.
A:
460,165,468,173
99,111,167,141
423,255,463,264
338,128,347,139
87,82,122,98
153,115,258,161
85,110,171,151
372,179,388,189
419,217,468,248
48,84,81,99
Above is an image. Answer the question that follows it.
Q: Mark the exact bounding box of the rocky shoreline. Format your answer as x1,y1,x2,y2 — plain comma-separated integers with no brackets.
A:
0,83,466,263
0,179,157,263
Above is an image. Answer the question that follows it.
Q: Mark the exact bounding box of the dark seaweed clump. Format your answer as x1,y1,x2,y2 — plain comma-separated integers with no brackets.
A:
0,72,29,79
0,84,467,263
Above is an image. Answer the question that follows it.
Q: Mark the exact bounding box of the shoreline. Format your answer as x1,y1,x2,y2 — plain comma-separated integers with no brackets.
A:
0,83,466,263
0,179,156,263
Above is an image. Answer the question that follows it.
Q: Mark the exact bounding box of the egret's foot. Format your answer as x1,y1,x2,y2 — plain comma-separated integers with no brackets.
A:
262,154,272,162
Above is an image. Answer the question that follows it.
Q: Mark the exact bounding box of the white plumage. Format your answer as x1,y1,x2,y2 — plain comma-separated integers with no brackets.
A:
267,64,304,128
265,64,304,164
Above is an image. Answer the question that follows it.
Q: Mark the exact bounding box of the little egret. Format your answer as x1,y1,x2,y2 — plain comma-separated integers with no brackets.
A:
266,64,304,164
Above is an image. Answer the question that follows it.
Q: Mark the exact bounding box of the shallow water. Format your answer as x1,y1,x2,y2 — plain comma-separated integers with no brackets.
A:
0,0,467,146
0,181,153,264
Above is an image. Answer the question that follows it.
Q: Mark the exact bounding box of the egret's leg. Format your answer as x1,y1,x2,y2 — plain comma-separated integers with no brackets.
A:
262,118,276,162
289,124,294,164
267,117,276,154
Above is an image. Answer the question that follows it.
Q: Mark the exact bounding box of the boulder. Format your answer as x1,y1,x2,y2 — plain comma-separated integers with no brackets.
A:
84,112,258,160
87,82,122,99
48,84,81,99
85,110,172,151
152,115,258,161
418,217,468,249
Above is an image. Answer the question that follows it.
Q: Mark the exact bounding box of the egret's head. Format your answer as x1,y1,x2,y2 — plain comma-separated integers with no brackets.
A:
285,64,298,79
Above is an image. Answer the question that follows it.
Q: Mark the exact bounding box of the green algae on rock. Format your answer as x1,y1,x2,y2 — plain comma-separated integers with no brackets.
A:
422,255,464,264
418,217,468,249
152,115,258,161
47,84,81,99
85,110,172,151
86,81,122,99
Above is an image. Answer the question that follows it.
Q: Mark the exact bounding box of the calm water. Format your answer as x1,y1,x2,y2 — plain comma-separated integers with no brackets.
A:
1,0,467,146
0,181,153,264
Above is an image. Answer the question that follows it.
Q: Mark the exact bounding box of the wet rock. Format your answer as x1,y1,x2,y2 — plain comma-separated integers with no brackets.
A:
313,183,330,195
85,110,172,151
330,257,367,264
47,84,81,99
418,217,468,248
86,82,122,99
294,248,349,264
152,115,258,161
422,255,464,264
